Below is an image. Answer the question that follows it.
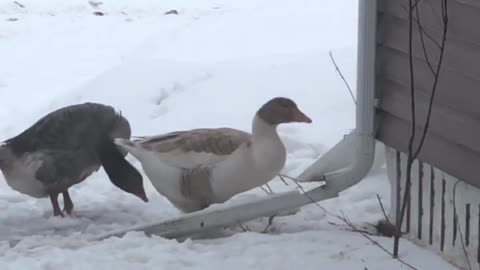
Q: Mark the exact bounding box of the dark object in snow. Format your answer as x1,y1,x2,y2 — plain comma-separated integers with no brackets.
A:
93,11,105,16
0,102,148,217
88,0,103,8
374,219,397,238
6,18,18,22
13,1,25,8
164,9,179,15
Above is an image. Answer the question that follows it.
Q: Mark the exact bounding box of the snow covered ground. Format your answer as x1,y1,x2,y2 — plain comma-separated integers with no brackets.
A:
0,0,458,269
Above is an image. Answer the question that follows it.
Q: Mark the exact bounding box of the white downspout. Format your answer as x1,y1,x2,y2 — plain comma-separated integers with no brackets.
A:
296,0,377,192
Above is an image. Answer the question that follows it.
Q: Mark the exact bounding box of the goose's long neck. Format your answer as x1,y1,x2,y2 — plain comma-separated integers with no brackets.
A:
234,114,286,194
250,115,285,162
213,115,286,201
252,115,279,142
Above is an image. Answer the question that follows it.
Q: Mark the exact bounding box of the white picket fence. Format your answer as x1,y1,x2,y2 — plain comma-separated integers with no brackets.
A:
386,146,480,270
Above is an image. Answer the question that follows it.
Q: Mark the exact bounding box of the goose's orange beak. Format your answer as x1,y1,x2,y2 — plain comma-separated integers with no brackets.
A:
292,108,312,123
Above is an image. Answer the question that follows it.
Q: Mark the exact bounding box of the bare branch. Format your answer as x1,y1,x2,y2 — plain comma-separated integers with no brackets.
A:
278,173,419,269
265,183,273,193
278,175,289,186
341,215,419,270
262,215,277,233
239,224,251,232
261,186,271,194
287,175,330,213
412,0,422,10
394,0,449,258
400,3,442,49
376,194,392,225
13,1,25,8
415,5,436,75
328,220,376,236
412,0,449,160
329,51,356,105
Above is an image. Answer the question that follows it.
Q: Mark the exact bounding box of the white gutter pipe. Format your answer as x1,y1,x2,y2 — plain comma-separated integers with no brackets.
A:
90,0,378,242
297,0,377,189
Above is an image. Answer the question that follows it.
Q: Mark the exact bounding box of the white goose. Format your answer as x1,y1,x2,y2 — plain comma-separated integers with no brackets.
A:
114,97,312,213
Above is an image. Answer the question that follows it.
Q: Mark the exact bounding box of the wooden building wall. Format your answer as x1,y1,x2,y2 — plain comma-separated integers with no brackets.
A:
375,0,480,188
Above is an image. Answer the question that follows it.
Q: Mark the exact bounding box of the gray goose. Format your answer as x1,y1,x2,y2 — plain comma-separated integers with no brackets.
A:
0,102,148,217
114,97,312,213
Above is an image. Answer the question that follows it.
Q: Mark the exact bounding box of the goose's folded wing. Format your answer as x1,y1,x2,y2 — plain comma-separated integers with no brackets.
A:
179,166,214,205
5,103,120,152
135,128,252,169
34,150,97,187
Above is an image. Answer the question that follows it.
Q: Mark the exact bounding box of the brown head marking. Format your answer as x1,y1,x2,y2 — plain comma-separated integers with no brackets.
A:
257,97,312,125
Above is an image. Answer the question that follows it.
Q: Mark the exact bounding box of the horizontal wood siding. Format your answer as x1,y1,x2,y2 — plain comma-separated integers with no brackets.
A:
378,0,480,47
375,0,480,187
377,112,480,188
378,78,480,153
377,46,480,119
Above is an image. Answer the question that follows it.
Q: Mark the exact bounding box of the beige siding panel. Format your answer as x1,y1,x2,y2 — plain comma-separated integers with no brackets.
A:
377,13,480,81
455,0,480,9
376,111,480,189
377,78,480,153
376,47,480,119
376,0,480,184
378,0,480,47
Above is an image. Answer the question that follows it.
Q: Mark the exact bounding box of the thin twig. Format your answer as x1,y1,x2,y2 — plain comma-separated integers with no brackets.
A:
278,173,290,182
279,173,326,185
261,186,271,194
280,173,419,270
376,194,392,225
394,0,449,258
342,215,419,270
279,173,336,218
411,0,449,159
400,3,442,49
262,215,276,233
415,5,436,75
412,0,422,10
265,183,273,193
278,175,289,186
282,173,350,217
289,176,329,212
260,183,274,194
329,51,356,105
13,1,25,8
328,220,376,236
375,194,397,238
394,0,419,258
239,224,251,232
